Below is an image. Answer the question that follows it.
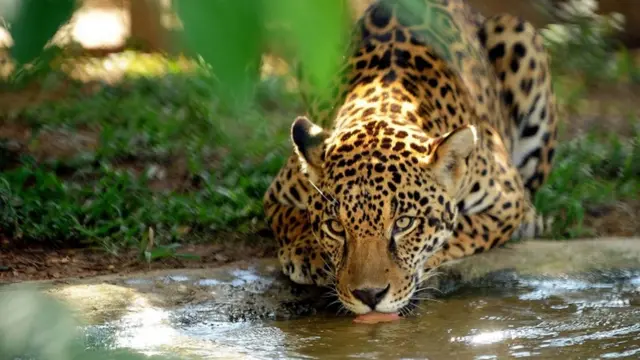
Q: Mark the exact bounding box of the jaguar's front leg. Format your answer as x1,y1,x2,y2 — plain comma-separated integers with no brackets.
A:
263,155,333,285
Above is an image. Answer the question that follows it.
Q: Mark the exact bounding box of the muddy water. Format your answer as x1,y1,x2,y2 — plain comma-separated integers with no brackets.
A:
83,271,640,359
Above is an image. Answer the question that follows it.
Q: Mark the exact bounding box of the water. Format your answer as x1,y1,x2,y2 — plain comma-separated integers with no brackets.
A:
84,271,640,359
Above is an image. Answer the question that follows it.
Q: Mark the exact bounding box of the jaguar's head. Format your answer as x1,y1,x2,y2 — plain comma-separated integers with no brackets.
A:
292,115,478,314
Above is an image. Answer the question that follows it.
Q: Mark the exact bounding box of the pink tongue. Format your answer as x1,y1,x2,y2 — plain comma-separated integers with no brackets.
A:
353,311,401,324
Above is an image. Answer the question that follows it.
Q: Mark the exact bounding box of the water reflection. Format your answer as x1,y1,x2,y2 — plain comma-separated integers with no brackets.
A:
84,273,640,359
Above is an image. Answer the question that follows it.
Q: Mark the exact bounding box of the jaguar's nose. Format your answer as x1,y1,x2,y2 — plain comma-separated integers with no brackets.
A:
351,284,390,309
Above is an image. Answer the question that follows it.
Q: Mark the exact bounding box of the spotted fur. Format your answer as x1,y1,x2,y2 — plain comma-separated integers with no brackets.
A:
263,0,557,315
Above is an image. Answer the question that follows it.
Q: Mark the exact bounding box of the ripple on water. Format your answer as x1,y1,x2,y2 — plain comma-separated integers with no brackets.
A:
193,268,275,289
84,271,640,359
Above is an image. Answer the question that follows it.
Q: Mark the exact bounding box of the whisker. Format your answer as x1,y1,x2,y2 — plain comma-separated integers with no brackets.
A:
337,304,351,316
403,303,415,317
401,302,416,317
419,270,445,283
327,299,344,308
410,297,442,303
322,290,339,298
415,286,443,294
308,179,337,204
406,305,414,317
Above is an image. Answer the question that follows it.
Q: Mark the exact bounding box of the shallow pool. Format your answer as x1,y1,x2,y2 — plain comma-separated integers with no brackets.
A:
84,270,640,359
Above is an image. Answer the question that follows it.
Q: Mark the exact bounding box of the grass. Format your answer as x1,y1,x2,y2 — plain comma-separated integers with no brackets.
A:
1,10,640,256
535,131,640,238
0,55,299,254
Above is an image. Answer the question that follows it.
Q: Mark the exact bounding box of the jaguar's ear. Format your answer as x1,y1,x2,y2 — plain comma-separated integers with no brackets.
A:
429,125,478,193
292,116,329,177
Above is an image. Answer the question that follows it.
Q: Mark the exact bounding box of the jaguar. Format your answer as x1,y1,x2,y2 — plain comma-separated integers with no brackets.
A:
263,0,557,315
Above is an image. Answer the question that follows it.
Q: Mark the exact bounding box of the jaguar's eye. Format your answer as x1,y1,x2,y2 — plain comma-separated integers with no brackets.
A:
323,219,346,239
392,216,416,236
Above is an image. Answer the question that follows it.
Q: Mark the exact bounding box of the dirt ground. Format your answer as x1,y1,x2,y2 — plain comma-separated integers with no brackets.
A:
0,232,276,283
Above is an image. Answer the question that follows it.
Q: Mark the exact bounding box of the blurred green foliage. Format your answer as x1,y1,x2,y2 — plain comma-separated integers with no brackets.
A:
3,0,75,65
1,0,350,104
174,0,350,108
1,0,75,85
266,0,350,97
540,0,640,85
175,0,264,107
0,286,178,359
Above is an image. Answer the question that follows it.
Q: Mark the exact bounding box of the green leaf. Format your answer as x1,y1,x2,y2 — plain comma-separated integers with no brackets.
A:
175,0,264,108
175,253,201,260
148,247,174,260
267,0,350,103
3,0,75,65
